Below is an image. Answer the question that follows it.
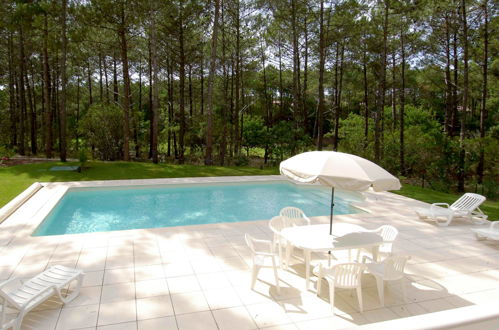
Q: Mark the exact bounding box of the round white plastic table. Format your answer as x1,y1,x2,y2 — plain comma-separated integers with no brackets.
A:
280,223,383,290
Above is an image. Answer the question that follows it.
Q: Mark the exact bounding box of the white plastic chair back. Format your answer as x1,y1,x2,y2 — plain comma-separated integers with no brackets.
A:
280,207,310,226
450,193,486,212
245,233,257,254
382,255,409,281
323,263,365,289
376,225,398,254
269,216,287,235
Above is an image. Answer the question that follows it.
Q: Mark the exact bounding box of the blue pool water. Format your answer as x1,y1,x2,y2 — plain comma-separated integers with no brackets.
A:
33,181,364,236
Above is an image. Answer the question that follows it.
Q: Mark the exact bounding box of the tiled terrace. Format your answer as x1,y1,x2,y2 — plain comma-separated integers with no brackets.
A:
1,177,498,330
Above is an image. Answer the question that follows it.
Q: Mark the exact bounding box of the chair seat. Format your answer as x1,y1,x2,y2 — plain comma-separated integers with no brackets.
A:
10,266,82,307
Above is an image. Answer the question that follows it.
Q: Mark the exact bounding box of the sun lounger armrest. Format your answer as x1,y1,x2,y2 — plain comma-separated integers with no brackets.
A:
490,221,499,230
431,203,450,209
250,238,275,255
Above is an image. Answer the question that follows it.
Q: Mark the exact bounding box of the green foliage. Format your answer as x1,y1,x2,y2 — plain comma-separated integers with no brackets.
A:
79,103,123,161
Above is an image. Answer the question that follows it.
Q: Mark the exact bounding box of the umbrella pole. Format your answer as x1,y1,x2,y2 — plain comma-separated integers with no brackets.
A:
329,187,335,235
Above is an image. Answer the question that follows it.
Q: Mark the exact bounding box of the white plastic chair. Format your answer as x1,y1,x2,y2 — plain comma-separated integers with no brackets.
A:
471,221,499,241
356,225,398,261
415,193,487,226
0,265,84,330
279,207,311,266
279,207,311,227
362,255,410,306
268,216,288,268
315,262,366,314
245,234,280,294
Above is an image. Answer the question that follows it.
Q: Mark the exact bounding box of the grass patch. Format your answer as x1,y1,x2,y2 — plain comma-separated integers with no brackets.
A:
1,161,497,220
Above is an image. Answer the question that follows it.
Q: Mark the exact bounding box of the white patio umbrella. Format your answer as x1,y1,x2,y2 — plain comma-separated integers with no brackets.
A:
280,151,401,235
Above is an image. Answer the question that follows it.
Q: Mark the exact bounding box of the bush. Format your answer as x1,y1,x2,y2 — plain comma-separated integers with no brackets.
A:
79,103,123,160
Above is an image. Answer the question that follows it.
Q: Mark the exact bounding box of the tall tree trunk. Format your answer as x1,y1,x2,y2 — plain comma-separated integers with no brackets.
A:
444,14,453,135
103,54,110,103
113,52,118,103
188,64,193,121
150,13,159,164
302,12,309,132
135,66,141,158
205,0,221,165
333,44,345,151
451,26,458,135
178,10,187,164
18,25,27,156
88,61,93,105
278,36,284,115
26,61,36,155
400,28,406,175
8,33,17,148
234,0,241,156
167,57,174,157
220,4,228,166
148,38,153,158
375,0,389,162
98,49,104,102
363,46,369,149
477,0,488,185
291,0,302,134
118,5,131,161
59,0,68,161
76,75,80,151
391,51,397,130
200,56,204,115
458,0,468,192
316,0,326,151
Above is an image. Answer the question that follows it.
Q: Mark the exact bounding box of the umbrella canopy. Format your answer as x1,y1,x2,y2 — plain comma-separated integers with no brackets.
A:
280,151,401,235
280,151,401,192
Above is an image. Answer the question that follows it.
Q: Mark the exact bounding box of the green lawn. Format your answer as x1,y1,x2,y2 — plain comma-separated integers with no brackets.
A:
1,161,497,219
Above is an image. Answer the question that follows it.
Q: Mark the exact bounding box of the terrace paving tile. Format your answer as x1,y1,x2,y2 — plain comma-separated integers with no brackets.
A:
103,267,135,284
175,311,218,330
212,306,258,330
100,283,135,303
135,278,169,298
137,316,177,330
170,291,210,315
97,300,136,326
136,295,174,320
167,275,201,294
55,304,98,330
97,321,137,330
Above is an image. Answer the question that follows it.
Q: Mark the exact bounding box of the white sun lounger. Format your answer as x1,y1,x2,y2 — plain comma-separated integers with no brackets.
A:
0,265,84,330
471,221,499,241
415,193,487,226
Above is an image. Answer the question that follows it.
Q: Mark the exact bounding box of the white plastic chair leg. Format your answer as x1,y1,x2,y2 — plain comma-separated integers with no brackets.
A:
436,215,452,226
400,277,406,303
375,276,384,306
251,265,260,290
328,281,336,315
271,256,280,294
356,286,363,312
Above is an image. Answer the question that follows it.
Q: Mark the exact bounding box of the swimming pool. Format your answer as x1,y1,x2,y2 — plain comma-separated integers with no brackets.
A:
33,181,364,236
